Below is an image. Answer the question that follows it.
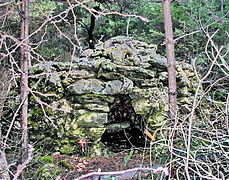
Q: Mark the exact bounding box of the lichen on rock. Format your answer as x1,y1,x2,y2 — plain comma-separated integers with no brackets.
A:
29,36,201,155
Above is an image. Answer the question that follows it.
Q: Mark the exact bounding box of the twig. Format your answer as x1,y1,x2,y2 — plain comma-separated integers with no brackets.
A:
75,0,149,22
174,12,229,42
77,165,169,180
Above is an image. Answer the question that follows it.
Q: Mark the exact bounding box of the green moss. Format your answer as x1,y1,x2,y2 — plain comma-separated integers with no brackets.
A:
59,160,73,169
62,78,75,86
79,94,115,103
132,99,151,115
59,138,71,144
59,144,74,154
148,105,167,127
38,156,54,164
36,164,61,180
82,93,104,98
30,66,40,72
57,87,64,93
76,111,108,126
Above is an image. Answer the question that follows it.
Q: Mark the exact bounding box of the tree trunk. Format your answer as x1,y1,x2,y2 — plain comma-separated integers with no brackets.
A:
20,0,30,160
162,0,177,120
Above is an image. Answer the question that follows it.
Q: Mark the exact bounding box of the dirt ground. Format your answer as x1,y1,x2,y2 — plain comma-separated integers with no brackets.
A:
52,150,155,179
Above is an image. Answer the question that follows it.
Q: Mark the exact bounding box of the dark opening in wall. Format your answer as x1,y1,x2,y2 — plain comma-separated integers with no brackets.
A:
101,94,146,152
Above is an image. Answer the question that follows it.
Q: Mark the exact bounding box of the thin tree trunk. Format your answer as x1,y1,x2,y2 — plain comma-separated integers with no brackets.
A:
162,0,177,120
20,0,30,160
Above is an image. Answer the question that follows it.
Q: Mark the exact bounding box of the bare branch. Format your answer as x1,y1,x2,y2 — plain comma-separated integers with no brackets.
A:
77,165,169,179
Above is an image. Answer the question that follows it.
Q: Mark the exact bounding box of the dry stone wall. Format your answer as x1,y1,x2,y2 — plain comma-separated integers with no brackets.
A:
29,36,199,154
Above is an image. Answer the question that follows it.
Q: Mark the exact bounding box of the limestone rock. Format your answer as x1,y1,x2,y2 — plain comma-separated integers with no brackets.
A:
84,103,110,112
28,36,203,155
76,111,108,127
103,78,133,95
67,79,104,95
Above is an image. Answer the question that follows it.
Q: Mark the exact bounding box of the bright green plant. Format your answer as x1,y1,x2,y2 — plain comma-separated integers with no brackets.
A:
123,150,134,167
36,164,61,180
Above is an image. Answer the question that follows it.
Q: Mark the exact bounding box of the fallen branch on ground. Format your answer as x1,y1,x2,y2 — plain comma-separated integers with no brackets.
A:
77,164,169,180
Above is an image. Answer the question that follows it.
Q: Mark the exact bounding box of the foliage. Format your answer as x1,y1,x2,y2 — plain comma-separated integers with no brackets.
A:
32,156,61,180
0,0,228,179
14,0,227,66
59,160,74,169
30,0,63,18
123,150,134,167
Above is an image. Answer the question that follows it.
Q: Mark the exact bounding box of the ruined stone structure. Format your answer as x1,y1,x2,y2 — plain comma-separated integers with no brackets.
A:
29,36,199,154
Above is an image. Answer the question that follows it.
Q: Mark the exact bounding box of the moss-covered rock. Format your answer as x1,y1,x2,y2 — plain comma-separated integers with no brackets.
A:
32,156,60,180
28,36,203,155
36,164,61,179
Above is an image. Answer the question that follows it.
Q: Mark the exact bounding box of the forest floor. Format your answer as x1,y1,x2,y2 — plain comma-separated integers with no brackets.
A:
52,151,153,179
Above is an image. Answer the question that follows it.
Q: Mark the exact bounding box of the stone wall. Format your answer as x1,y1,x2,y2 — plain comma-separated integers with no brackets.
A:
29,36,199,154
